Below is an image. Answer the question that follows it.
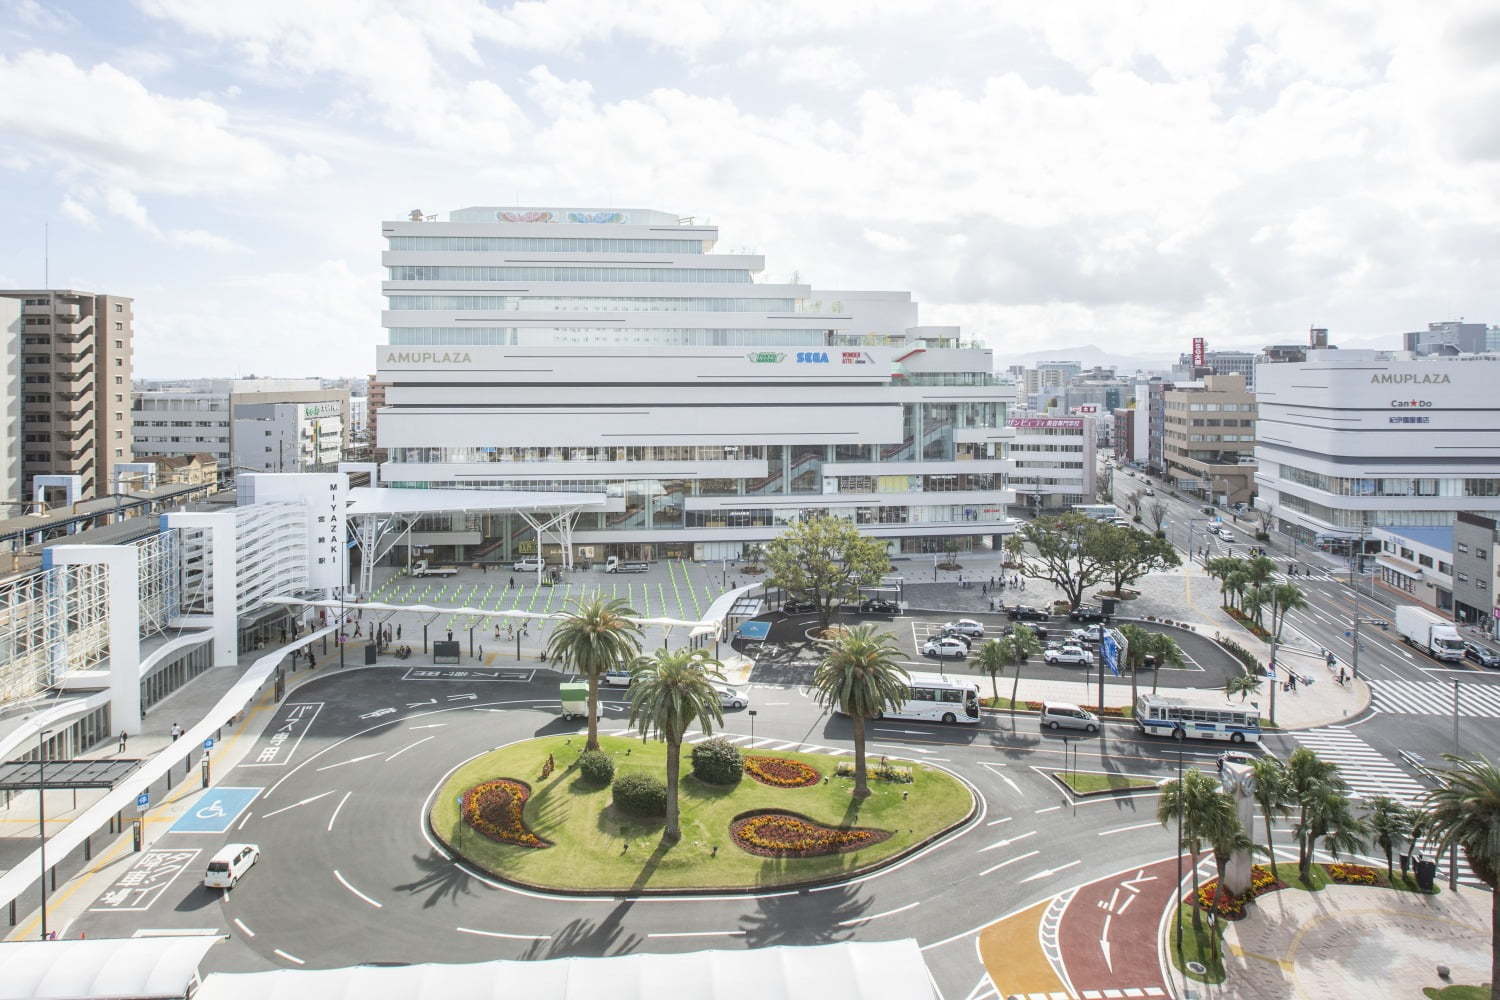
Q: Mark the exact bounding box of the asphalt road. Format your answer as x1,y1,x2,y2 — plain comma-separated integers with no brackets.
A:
67,664,1250,997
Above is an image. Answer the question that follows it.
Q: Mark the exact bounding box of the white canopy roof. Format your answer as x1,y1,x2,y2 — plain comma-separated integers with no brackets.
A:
195,940,935,1000
0,935,219,1000
345,487,606,516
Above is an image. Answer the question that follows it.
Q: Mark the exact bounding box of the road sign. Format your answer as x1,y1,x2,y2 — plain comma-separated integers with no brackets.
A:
202,737,215,750
136,792,150,809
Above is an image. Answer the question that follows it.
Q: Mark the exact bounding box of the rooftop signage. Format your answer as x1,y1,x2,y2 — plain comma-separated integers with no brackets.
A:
1010,417,1085,429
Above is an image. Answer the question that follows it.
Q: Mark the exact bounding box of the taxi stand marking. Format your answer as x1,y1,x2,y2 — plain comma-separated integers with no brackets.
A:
90,848,202,912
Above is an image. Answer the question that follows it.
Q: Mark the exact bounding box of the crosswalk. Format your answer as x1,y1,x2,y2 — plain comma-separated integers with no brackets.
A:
1291,727,1430,805
605,728,851,756
1369,679,1500,718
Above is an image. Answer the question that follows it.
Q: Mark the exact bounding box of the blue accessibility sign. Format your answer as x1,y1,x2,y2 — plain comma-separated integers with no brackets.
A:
202,737,215,750
136,792,150,809
168,787,262,834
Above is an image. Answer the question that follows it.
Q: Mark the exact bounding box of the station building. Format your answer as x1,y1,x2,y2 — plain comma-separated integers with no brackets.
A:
373,207,1017,565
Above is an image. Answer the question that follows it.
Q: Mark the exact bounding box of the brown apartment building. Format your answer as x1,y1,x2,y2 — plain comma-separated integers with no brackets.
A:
1162,373,1257,506
0,289,133,501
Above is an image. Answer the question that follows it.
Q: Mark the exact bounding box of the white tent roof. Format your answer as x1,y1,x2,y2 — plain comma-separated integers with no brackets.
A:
345,487,605,516
0,935,220,1000
195,939,935,1000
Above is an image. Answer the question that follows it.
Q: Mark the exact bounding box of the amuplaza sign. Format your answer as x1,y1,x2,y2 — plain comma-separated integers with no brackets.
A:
1370,372,1452,384
384,351,474,364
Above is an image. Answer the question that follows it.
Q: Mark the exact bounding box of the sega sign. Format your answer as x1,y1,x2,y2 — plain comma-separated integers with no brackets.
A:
795,351,830,364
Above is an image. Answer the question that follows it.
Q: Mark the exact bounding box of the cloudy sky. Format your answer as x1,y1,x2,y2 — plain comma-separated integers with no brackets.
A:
2,0,1497,377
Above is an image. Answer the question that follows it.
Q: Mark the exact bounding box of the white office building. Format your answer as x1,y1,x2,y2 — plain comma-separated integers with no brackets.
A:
133,379,348,474
1255,350,1500,548
374,206,1016,563
1006,415,1096,513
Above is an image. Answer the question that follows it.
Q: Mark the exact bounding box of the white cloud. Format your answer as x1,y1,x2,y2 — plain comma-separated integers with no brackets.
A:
59,195,95,227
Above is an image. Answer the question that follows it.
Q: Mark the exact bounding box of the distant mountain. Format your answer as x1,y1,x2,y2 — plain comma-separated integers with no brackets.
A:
990,343,1174,373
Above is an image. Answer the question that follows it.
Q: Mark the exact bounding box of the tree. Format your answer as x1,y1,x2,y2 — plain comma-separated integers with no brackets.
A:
1003,533,1026,568
1116,623,1160,704
811,625,910,798
1225,672,1262,701
1096,524,1181,595
1265,582,1306,641
1244,555,1276,587
1001,624,1042,726
1096,464,1113,502
1421,754,1500,999
1146,500,1169,534
1140,629,1186,694
1250,756,1294,881
1366,795,1416,879
1287,747,1367,883
626,646,725,844
974,638,1009,705
545,597,643,751
1158,768,1232,935
1205,556,1241,599
765,515,891,629
1018,513,1110,611
742,543,765,572
1223,568,1250,612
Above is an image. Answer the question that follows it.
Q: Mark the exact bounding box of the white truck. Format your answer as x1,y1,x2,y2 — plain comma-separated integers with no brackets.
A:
410,559,459,578
1394,605,1464,662
604,556,649,573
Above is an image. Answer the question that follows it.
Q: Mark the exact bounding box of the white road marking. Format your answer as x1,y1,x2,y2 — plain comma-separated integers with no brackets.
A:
986,816,1014,827
837,900,920,926
327,791,353,832
385,735,436,762
273,948,305,965
236,810,254,830
1035,805,1062,814
1099,821,1159,837
979,850,1040,877
457,926,554,941
261,789,337,819
232,917,255,937
978,830,1037,853
647,929,747,938
408,723,447,730
334,869,383,908
1019,859,1082,883
316,752,383,772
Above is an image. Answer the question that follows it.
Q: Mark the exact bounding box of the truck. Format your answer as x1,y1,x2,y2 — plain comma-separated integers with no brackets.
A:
559,682,589,721
1394,605,1465,662
604,556,649,573
410,559,459,578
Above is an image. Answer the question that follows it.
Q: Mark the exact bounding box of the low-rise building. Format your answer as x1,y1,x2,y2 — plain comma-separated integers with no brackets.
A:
133,379,349,474
140,453,219,487
1007,415,1095,514
1374,525,1454,615
1161,374,1256,505
1453,512,1500,637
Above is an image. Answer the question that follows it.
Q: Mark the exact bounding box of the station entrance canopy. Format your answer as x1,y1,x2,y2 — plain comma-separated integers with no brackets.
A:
344,487,606,594
0,758,141,791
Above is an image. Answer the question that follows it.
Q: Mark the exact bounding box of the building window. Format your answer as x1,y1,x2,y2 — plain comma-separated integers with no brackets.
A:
1439,561,1453,574
115,303,123,312
1457,542,1470,554
114,376,123,385
1418,554,1434,568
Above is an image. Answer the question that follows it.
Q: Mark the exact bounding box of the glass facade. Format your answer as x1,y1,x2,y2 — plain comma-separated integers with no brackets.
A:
389,236,703,253
388,266,751,283
387,295,795,312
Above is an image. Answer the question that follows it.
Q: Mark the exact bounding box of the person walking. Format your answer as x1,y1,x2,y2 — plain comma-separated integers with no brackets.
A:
307,650,316,670
118,730,128,754
509,576,515,589
171,723,182,742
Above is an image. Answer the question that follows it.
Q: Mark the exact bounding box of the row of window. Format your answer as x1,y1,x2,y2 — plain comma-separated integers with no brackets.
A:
386,295,795,312
1275,490,1460,528
387,266,752,283
386,327,830,347
1276,461,1500,497
387,236,704,253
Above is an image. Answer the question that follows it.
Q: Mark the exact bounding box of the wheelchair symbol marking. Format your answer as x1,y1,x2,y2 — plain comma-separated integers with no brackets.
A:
196,801,227,820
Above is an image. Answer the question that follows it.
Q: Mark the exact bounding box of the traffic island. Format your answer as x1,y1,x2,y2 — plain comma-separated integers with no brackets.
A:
428,735,974,893
1048,770,1160,796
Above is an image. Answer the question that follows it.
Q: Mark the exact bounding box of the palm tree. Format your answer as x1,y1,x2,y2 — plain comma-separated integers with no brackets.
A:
1266,582,1306,641
1116,623,1153,705
1158,768,1227,935
812,625,911,799
1243,583,1271,629
1225,672,1262,702
1205,556,1240,599
1143,630,1186,694
974,638,1008,705
1366,795,1416,880
1005,624,1043,726
1421,754,1500,999
1223,569,1249,612
545,596,643,751
1250,755,1293,881
1003,534,1025,568
1245,555,1276,587
626,646,725,844
1287,747,1366,883
1206,793,1254,913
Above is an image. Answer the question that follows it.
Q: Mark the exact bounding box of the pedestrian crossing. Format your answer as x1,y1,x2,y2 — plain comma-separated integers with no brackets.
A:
608,728,851,755
1368,679,1500,718
1291,727,1430,805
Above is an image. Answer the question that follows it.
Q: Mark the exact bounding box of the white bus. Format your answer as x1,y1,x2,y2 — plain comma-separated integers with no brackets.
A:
1071,504,1120,521
875,671,982,725
1134,693,1261,744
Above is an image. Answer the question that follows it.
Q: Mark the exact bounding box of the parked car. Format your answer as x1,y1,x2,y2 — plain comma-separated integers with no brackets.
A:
602,670,634,688
1464,641,1500,668
1007,605,1049,622
204,843,260,889
923,637,969,660
512,556,544,572
1068,605,1108,623
1068,625,1106,645
782,598,818,615
860,598,900,614
944,618,985,638
1043,645,1093,666
1041,702,1099,733
940,629,973,648
716,686,750,710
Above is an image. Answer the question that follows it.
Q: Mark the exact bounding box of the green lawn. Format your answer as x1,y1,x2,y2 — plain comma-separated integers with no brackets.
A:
1423,986,1492,1000
1170,904,1227,984
429,735,975,891
1052,770,1160,794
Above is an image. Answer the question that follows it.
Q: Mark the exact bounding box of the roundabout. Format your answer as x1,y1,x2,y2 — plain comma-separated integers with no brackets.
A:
427,735,975,893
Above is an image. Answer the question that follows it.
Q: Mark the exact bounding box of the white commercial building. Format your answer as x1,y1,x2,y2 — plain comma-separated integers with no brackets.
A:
1255,350,1500,549
1006,415,1096,513
133,379,349,473
374,206,1016,563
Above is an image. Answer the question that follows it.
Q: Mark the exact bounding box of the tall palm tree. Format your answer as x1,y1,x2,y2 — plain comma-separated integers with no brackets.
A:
812,625,911,799
1144,630,1186,694
1245,555,1276,587
1223,569,1249,612
1158,768,1227,934
1366,795,1416,879
1003,534,1026,568
1225,672,1262,702
1005,624,1043,727
1287,747,1366,883
1243,583,1271,629
1250,755,1293,881
974,638,1008,704
1204,556,1241,601
1266,582,1307,642
626,646,725,844
1117,623,1151,705
545,596,643,751
1421,753,1500,999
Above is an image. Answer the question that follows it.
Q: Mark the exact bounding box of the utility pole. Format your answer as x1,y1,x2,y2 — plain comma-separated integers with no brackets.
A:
38,728,51,940
1451,679,1460,891
1349,526,1367,680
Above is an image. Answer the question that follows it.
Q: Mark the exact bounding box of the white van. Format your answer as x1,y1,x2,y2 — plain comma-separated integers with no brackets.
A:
512,556,544,572
1041,702,1100,733
204,843,259,889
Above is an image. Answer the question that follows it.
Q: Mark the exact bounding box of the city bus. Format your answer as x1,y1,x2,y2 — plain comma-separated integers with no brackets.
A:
873,671,982,725
1134,693,1262,744
1071,504,1120,521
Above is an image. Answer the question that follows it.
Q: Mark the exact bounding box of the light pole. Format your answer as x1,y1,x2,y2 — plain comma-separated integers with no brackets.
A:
1349,527,1368,680
748,709,757,745
1174,748,1184,964
1451,679,1460,891
37,728,52,940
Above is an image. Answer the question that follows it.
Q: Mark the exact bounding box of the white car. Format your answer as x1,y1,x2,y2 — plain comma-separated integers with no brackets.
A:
1068,625,1106,645
1044,645,1093,666
944,619,985,638
1212,525,1234,539
204,843,259,889
1144,487,1156,496
923,637,969,660
602,670,633,688
716,686,750,710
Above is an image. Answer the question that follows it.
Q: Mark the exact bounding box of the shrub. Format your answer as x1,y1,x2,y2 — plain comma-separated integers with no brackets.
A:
691,738,743,785
577,749,615,786
612,772,667,817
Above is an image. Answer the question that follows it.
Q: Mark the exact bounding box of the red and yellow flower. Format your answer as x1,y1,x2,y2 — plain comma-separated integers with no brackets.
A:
462,778,551,849
743,755,820,788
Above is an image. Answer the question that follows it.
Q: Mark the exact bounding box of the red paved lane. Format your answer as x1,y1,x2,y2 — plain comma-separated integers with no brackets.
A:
1058,855,1181,998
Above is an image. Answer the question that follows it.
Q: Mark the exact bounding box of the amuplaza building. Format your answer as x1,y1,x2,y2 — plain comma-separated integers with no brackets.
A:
374,206,1017,564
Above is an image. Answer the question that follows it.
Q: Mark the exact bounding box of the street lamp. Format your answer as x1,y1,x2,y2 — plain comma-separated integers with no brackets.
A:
37,728,52,940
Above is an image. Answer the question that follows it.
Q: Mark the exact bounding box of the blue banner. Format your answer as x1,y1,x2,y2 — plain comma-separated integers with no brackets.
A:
1102,634,1121,676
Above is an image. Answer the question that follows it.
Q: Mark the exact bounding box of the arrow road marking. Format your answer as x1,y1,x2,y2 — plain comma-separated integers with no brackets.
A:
406,699,437,708
316,752,383,772
446,693,477,702
978,829,1037,853
1100,913,1114,971
357,707,396,720
979,849,1039,877
408,723,446,730
1019,859,1081,884
260,790,336,819
385,735,436,762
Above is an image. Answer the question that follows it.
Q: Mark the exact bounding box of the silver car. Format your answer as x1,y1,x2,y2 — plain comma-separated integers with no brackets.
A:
1041,702,1099,733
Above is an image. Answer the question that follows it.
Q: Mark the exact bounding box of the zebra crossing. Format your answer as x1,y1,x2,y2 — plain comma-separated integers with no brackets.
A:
1369,679,1500,718
1291,727,1431,805
606,728,851,755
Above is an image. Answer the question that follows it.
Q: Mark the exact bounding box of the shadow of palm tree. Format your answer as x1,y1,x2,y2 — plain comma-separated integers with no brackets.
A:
737,878,871,947
392,849,478,909
519,900,644,959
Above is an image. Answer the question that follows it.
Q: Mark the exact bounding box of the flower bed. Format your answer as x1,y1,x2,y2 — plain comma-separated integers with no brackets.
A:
1223,607,1272,641
744,755,820,788
462,778,551,849
1327,862,1379,885
730,808,891,858
1191,864,1282,919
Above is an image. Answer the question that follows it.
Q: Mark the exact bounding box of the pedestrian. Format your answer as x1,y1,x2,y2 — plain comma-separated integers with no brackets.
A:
509,576,515,589
479,644,484,659
482,563,487,575
981,583,987,596
1338,667,1347,685
308,651,316,670
1289,673,1297,692
396,623,402,640
118,730,128,753
447,629,454,642
171,723,182,741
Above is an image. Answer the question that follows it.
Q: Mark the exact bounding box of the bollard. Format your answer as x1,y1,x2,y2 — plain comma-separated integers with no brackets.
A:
50,866,55,891
9,899,14,926
84,837,91,861
133,821,143,852
202,758,210,788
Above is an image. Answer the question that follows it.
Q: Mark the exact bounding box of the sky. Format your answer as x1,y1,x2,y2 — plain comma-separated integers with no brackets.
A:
1,0,1497,378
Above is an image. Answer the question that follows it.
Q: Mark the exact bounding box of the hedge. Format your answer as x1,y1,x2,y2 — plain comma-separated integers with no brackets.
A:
691,737,743,785
612,772,667,817
577,749,615,786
